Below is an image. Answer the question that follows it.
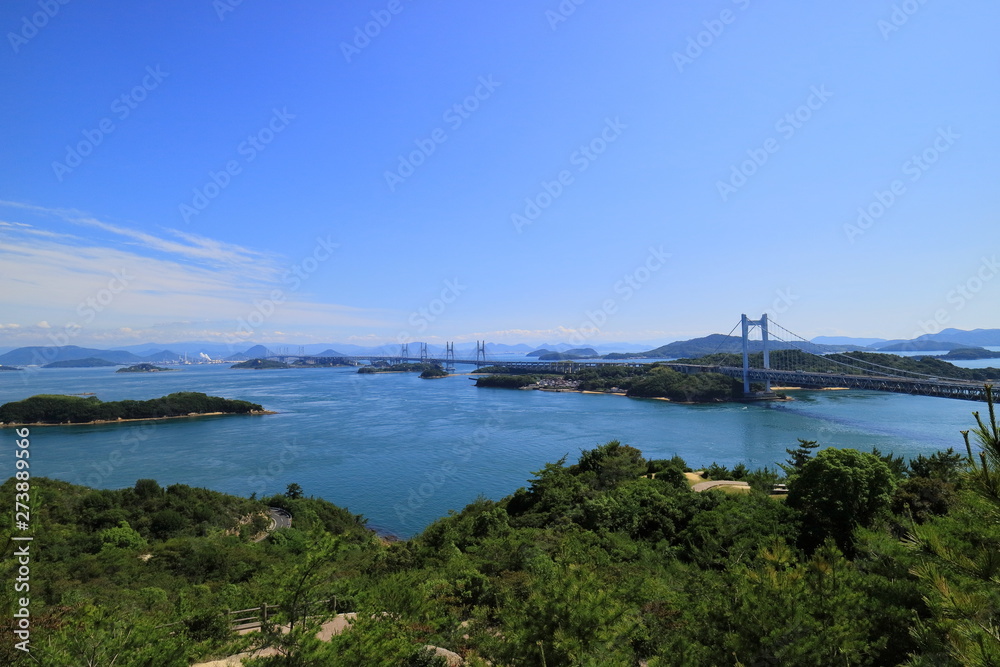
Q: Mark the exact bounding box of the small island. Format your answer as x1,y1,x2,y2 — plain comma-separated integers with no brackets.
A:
42,357,117,368
116,363,175,373
231,359,291,370
928,347,1000,361
0,392,269,426
358,362,441,375
420,365,449,379
474,364,760,403
537,347,599,361
0,365,21,371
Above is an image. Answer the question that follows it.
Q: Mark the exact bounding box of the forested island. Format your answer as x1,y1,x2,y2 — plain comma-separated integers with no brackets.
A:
928,346,1000,361
0,391,267,425
475,364,758,403
358,362,443,375
232,359,291,369
117,363,175,373
2,391,998,665
0,364,20,371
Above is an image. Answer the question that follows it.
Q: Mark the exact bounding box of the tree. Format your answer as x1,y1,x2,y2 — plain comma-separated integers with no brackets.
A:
134,478,163,499
99,520,146,551
285,483,304,500
779,439,820,477
577,440,646,490
906,386,1000,665
787,447,896,551
909,447,964,484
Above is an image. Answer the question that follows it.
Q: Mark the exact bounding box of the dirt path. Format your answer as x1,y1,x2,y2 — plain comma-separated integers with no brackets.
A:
193,613,463,666
691,479,751,493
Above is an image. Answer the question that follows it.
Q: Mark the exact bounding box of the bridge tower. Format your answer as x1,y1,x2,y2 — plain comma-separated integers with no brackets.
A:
445,342,455,372
400,343,409,362
476,340,486,368
420,342,428,362
741,313,771,395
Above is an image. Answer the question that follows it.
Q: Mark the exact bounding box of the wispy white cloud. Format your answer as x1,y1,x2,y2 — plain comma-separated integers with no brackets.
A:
0,200,274,276
0,200,387,345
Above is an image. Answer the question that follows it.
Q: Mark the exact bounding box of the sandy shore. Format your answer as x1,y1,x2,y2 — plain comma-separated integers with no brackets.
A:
0,410,276,428
770,386,849,391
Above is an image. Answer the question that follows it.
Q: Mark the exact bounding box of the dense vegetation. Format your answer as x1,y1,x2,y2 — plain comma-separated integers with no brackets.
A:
116,363,174,373
359,363,442,374
538,348,599,360
420,366,449,378
231,359,292,369
4,392,1000,665
0,392,264,425
0,479,368,665
474,374,539,389
932,347,1000,360
41,357,117,368
626,367,744,401
477,365,747,402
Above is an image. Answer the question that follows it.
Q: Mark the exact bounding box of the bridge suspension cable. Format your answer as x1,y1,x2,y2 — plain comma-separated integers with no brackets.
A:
707,320,743,357
766,319,963,381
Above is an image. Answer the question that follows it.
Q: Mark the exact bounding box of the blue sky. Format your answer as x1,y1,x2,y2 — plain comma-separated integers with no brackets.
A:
1,0,998,349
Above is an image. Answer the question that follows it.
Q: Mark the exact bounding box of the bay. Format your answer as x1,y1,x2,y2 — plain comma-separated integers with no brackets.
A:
0,364,985,538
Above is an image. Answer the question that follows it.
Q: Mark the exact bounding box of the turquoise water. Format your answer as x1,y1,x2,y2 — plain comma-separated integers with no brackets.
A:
0,364,986,537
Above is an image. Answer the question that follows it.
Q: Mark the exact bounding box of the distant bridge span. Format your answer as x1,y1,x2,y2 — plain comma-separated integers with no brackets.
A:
264,354,992,402
260,313,995,403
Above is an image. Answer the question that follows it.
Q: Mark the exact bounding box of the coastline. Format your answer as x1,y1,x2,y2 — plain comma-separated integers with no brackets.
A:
0,410,277,428
517,386,794,404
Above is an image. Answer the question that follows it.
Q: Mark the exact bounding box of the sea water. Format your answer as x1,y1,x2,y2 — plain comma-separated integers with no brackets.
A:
0,364,985,537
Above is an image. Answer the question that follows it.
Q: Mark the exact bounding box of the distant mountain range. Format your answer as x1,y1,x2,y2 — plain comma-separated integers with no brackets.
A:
0,345,146,365
634,334,870,360
811,336,887,347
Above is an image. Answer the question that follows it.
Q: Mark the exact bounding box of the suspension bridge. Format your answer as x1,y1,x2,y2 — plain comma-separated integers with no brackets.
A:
264,315,995,402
